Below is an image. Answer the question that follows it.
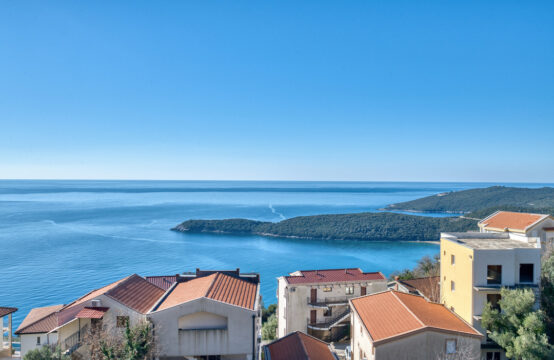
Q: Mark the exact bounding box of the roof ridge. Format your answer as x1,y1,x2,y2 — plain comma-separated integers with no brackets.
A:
105,274,140,296
390,291,425,328
204,272,220,297
296,332,311,359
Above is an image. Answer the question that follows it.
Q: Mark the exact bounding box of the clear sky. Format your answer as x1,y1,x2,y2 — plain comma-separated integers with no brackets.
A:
1,1,553,182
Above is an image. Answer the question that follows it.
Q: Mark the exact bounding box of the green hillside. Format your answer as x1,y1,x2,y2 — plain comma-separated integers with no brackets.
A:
385,186,554,213
172,212,477,242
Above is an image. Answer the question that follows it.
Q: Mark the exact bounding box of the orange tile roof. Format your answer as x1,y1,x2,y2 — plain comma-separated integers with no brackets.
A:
106,274,166,313
156,273,258,311
351,290,481,344
265,331,336,360
479,211,549,232
15,305,64,335
146,275,177,290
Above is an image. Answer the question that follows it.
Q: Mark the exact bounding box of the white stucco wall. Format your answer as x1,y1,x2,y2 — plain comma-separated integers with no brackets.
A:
148,297,259,360
20,332,58,358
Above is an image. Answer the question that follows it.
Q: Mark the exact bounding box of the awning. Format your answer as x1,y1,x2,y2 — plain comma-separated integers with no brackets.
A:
75,307,109,319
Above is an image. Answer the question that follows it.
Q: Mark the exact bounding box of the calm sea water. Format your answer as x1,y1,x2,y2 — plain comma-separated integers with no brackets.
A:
1,180,551,327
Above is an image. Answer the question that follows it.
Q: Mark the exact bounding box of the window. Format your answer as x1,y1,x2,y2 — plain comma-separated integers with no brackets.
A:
445,339,457,354
487,265,502,285
36,336,41,345
487,294,501,311
451,254,455,265
519,264,534,283
486,352,501,360
323,286,332,292
323,307,332,317
345,286,354,295
117,316,129,328
450,281,455,292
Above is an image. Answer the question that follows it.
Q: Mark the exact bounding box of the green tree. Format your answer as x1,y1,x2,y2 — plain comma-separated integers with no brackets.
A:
541,248,554,342
262,303,277,323
481,288,553,360
262,314,277,341
97,320,156,360
23,346,69,360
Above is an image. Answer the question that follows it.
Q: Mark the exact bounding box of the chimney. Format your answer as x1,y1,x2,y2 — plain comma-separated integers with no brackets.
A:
394,276,399,290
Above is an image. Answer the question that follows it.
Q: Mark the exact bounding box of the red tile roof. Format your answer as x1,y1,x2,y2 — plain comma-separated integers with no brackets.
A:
351,290,481,344
479,211,550,232
265,331,336,360
106,274,166,313
285,268,385,284
15,305,64,335
156,272,258,311
0,307,17,317
146,275,177,290
75,307,109,319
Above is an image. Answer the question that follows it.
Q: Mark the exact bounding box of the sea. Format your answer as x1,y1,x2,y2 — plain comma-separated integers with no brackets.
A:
0,180,551,327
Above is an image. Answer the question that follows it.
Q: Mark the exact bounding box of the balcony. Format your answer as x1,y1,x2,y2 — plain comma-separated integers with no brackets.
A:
307,296,352,308
474,283,539,292
307,309,351,330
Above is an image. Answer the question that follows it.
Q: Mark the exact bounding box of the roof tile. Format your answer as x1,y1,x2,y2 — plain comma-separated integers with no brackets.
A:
479,211,549,232
285,268,385,285
265,331,336,360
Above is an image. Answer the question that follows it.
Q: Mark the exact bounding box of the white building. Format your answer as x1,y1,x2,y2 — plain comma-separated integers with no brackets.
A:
478,210,554,250
16,269,261,360
350,290,482,360
277,268,387,342
0,307,17,358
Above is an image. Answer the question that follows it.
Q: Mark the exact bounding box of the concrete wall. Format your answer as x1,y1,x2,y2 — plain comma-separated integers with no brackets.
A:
373,331,481,360
20,332,58,358
277,277,287,338
350,310,373,360
149,297,259,360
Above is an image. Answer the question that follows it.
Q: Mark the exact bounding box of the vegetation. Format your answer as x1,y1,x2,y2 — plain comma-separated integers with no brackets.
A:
173,212,476,242
23,346,69,360
541,247,554,343
385,186,554,213
87,321,156,360
390,254,440,280
262,314,278,341
262,303,276,323
481,288,554,360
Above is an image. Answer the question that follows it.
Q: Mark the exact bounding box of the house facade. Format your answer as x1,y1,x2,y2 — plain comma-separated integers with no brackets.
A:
478,210,554,250
441,230,542,360
149,270,261,360
350,290,482,360
16,269,261,360
277,268,387,342
0,307,17,358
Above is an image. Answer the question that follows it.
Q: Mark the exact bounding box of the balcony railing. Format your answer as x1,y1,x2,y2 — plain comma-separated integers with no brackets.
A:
63,324,88,354
307,295,352,307
307,308,351,330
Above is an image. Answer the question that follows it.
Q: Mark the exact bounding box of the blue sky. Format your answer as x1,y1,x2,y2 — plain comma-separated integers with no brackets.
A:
1,1,553,181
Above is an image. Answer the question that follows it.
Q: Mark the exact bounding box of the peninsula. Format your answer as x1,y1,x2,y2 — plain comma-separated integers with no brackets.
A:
172,186,554,242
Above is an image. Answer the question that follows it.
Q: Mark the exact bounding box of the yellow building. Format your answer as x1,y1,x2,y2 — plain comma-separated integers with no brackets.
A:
440,231,541,360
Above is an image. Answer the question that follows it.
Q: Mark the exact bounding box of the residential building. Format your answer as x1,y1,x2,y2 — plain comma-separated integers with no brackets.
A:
349,290,482,360
478,210,554,250
16,269,261,360
0,307,17,358
390,276,440,302
263,331,338,360
277,268,387,342
149,269,261,360
441,230,542,360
